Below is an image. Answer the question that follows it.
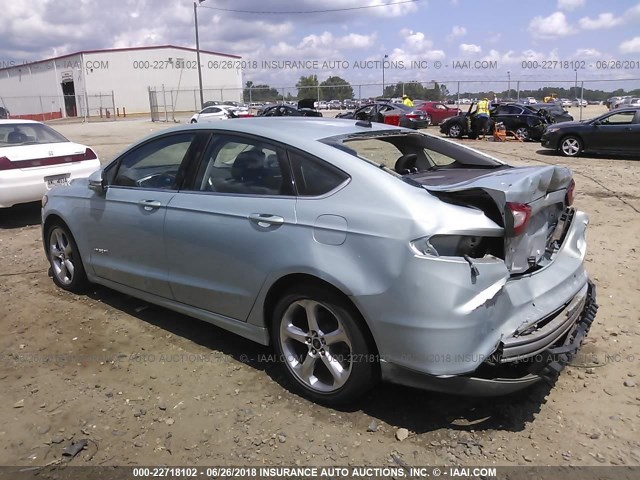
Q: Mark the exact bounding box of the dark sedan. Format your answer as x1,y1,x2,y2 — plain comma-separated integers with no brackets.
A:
336,102,428,129
258,105,322,117
541,107,640,157
440,103,548,141
258,99,322,118
528,103,573,124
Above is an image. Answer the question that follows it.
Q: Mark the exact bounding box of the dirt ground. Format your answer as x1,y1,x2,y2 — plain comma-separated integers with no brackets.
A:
0,112,639,469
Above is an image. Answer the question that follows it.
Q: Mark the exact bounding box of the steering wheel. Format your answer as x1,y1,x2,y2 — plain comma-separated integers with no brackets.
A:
135,172,177,189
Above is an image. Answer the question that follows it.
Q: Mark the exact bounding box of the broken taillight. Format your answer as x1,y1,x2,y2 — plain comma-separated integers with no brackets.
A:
507,202,532,236
566,179,575,206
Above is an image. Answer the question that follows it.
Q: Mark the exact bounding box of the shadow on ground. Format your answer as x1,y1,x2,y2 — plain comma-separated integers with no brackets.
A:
0,202,41,229
86,284,551,436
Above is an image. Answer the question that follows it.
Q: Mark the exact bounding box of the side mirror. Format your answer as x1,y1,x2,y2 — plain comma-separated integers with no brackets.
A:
88,169,106,194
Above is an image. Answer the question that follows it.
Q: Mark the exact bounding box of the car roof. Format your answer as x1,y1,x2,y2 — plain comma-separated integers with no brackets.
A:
147,117,407,145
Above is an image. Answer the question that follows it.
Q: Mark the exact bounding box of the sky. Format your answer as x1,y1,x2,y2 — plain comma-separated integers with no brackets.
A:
2,0,640,93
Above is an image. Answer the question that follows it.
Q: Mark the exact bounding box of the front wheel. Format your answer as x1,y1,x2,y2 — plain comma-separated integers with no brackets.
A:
559,136,583,157
425,114,432,127
448,123,462,138
46,223,89,293
271,286,377,405
190,119,197,123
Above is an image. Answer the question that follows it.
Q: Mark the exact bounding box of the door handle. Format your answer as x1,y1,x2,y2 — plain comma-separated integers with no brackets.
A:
138,199,162,211
248,213,285,228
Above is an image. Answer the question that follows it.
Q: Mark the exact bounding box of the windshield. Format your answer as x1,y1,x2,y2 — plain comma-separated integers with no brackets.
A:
0,123,69,147
321,131,505,179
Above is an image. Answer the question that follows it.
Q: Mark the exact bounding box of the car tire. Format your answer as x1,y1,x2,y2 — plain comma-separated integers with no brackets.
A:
448,123,462,138
271,285,378,405
559,136,583,157
45,222,89,293
190,119,197,123
425,115,432,127
515,126,530,141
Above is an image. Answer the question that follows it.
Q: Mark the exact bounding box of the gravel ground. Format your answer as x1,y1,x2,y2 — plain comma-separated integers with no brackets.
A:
0,113,638,468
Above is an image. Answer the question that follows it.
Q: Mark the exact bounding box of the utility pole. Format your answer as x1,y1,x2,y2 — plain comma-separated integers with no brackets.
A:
507,71,511,99
194,1,205,109
382,54,388,97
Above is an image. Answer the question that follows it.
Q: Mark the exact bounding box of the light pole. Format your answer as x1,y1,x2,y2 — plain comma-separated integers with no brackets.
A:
507,71,511,99
574,68,578,99
194,1,205,109
381,54,388,97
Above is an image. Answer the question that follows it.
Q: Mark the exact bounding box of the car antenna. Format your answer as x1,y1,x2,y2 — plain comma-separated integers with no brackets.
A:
355,119,372,128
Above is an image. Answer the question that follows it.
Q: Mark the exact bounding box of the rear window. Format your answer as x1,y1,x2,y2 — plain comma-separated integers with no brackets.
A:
321,132,504,177
0,123,68,147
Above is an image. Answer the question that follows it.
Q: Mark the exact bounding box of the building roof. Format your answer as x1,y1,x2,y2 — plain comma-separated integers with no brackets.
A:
0,45,241,72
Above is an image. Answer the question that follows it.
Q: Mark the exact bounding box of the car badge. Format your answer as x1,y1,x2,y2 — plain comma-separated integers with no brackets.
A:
48,150,54,156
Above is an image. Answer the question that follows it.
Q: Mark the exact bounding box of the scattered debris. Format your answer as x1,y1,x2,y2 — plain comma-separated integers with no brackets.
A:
62,439,88,458
395,428,409,442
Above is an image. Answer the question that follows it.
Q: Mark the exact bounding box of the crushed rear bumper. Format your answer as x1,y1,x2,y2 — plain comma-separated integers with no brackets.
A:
381,281,598,396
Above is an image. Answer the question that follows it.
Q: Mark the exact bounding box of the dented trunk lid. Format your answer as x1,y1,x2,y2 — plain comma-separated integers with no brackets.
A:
412,165,573,274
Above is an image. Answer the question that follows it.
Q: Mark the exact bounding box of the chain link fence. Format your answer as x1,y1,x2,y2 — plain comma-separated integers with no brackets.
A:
0,92,117,122
148,77,640,122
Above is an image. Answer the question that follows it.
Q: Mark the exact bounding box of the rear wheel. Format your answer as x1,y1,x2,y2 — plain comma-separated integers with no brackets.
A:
559,136,582,157
271,285,377,405
46,223,89,293
190,119,197,123
448,123,462,138
515,126,530,141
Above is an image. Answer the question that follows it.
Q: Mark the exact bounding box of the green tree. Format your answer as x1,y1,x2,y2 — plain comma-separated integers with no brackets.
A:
319,76,353,101
243,81,281,102
296,75,319,100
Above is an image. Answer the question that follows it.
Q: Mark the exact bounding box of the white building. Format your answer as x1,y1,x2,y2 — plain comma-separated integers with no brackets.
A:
0,45,243,119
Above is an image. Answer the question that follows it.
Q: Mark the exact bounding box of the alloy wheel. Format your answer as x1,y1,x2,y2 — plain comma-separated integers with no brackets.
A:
449,124,462,138
515,127,530,141
279,299,353,393
49,227,75,286
561,137,581,156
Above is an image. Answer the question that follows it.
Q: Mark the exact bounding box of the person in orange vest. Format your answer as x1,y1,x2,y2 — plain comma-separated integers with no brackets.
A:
474,97,491,139
402,94,414,107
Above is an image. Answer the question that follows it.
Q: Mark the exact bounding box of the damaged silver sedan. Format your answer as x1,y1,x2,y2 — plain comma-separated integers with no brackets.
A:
42,118,597,405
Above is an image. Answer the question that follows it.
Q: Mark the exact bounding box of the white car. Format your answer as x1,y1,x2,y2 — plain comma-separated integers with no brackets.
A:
524,97,537,105
573,98,587,107
190,106,234,123
0,120,100,208
560,98,572,107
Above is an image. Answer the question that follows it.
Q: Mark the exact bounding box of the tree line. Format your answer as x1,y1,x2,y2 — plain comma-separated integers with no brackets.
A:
243,77,639,103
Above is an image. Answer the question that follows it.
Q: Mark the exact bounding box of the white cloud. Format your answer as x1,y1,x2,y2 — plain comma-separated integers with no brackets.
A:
459,43,481,54
619,36,640,54
574,48,602,57
447,25,466,41
557,0,585,11
482,48,560,64
529,12,577,39
368,0,419,17
579,13,623,30
268,31,376,60
487,32,502,44
400,29,434,50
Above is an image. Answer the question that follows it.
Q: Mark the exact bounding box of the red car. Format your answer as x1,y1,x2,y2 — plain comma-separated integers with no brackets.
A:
415,101,461,126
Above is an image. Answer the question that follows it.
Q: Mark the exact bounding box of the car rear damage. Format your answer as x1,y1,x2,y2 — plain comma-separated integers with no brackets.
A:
329,130,598,395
